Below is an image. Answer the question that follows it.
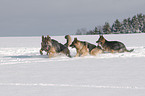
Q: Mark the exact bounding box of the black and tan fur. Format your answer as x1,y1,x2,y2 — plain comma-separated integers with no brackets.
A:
64,35,72,47
96,35,134,53
40,35,71,58
40,35,49,55
70,38,103,57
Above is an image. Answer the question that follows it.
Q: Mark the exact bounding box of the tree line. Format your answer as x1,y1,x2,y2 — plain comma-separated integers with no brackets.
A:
76,13,145,35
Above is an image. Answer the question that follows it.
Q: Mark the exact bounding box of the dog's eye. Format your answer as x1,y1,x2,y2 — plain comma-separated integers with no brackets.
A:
99,42,102,44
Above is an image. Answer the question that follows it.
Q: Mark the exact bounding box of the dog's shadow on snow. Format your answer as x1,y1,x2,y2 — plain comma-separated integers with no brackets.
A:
5,55,49,59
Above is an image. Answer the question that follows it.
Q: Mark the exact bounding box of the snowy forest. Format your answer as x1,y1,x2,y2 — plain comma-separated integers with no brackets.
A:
76,13,145,35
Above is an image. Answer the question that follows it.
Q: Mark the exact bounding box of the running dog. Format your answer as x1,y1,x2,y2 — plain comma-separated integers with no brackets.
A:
70,38,103,57
96,35,134,53
40,35,71,58
64,35,72,47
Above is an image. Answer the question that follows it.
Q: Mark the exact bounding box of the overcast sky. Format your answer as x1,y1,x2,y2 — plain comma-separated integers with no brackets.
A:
0,0,145,36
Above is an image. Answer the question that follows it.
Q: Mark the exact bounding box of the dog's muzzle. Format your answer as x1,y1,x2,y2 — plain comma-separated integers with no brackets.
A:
70,44,75,48
46,45,51,51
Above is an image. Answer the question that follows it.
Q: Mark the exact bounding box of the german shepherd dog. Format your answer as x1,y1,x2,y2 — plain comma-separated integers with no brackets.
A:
96,35,134,53
70,38,103,57
40,35,71,58
64,35,72,47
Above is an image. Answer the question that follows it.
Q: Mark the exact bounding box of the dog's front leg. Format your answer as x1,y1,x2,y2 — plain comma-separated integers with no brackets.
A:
111,49,115,53
46,51,49,55
75,53,80,57
40,49,43,55
75,50,80,57
48,52,54,58
80,52,88,57
48,50,57,58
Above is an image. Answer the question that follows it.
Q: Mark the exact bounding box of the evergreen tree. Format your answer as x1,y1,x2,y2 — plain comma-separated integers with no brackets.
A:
111,23,115,33
76,13,145,35
132,15,139,33
137,13,143,32
94,27,98,34
127,18,132,33
142,15,145,32
76,29,82,35
103,22,111,34
86,30,94,35
113,19,122,34
97,25,103,34
143,25,145,33
121,19,127,33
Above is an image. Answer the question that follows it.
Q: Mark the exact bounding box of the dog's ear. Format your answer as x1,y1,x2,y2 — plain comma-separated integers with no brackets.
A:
47,35,49,38
47,35,51,40
99,34,103,37
96,35,104,43
74,37,77,40
101,35,104,39
84,42,88,47
74,38,78,42
42,35,44,41
99,34,104,39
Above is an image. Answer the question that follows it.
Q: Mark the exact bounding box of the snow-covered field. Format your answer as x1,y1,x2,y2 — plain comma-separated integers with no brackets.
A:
0,34,145,96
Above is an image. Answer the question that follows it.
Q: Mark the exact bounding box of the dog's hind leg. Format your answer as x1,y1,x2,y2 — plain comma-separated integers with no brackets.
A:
90,48,103,56
61,48,72,58
66,50,72,58
80,52,89,57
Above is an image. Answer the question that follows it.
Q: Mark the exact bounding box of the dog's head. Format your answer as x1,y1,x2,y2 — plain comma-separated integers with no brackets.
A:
45,35,52,51
41,35,52,51
70,38,80,48
96,35,106,45
41,35,47,50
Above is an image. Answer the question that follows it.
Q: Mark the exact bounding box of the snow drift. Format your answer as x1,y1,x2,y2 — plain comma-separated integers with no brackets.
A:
0,34,145,96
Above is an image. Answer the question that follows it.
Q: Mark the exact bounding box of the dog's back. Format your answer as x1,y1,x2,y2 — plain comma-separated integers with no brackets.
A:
105,41,127,52
81,41,98,52
51,39,67,52
51,39,71,57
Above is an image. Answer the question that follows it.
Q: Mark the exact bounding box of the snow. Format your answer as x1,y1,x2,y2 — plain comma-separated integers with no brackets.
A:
0,34,145,96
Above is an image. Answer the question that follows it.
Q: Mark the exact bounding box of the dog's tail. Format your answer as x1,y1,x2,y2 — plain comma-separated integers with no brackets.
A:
125,49,134,52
